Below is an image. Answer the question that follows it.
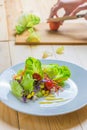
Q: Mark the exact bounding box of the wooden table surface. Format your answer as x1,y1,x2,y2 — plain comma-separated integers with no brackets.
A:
0,0,87,130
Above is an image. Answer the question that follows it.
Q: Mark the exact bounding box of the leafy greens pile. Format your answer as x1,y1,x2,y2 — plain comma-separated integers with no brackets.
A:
15,14,40,42
11,57,71,102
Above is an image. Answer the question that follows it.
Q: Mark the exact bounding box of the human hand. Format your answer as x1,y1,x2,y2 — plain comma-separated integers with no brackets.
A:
70,5,87,20
49,0,87,19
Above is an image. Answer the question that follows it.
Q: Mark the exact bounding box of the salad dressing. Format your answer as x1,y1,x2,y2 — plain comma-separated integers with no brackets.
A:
39,94,70,105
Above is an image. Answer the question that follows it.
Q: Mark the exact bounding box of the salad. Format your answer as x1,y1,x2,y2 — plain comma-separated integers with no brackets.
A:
11,57,71,102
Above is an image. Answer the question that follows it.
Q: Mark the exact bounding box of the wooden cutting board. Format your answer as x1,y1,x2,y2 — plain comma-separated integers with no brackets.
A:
15,22,87,45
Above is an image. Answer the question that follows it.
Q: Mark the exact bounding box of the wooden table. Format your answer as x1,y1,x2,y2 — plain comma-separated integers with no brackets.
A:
0,0,87,130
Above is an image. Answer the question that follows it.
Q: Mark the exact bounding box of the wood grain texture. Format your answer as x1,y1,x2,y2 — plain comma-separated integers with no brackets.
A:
21,0,56,22
0,5,8,41
0,42,19,130
18,114,52,130
52,45,83,65
9,41,32,65
0,102,19,130
15,22,87,45
18,113,83,130
77,106,87,130
4,0,22,40
0,42,10,72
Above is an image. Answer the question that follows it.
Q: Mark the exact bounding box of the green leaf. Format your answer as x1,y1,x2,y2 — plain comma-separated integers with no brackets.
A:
15,14,28,34
27,14,40,27
15,14,40,34
15,24,26,34
25,57,43,77
53,66,71,82
11,80,23,98
28,28,35,33
27,31,40,42
42,64,71,82
42,64,59,79
21,74,34,92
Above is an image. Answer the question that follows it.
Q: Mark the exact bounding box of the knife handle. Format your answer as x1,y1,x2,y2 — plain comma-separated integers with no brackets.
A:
47,12,87,22
47,16,77,22
77,13,87,18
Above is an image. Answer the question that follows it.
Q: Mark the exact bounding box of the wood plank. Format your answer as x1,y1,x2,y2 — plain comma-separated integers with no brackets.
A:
77,106,87,130
5,0,22,40
0,0,4,5
73,45,87,69
0,5,8,41
21,0,56,22
31,45,55,59
18,112,82,130
15,23,87,45
0,42,10,73
0,102,19,130
18,113,53,130
47,113,82,130
9,41,32,65
52,45,83,65
0,42,19,130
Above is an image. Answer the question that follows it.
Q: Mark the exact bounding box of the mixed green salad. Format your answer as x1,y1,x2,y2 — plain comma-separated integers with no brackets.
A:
11,57,71,102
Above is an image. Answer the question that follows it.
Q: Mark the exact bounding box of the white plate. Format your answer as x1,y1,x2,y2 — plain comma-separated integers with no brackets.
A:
0,59,87,116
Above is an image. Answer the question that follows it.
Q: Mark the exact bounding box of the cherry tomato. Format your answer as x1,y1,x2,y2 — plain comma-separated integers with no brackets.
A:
45,80,53,90
33,73,41,81
49,21,61,31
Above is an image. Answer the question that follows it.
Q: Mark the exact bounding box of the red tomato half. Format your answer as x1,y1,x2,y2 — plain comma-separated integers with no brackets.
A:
33,73,41,81
45,80,54,90
49,22,61,31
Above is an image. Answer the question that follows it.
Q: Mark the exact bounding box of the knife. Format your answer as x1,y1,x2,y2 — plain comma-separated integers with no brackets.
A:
47,13,87,22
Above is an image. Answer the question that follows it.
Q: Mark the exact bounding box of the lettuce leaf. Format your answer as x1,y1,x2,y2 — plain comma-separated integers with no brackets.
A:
26,14,40,27
15,14,40,34
42,64,59,79
15,14,28,34
21,74,34,92
25,57,43,77
53,66,71,82
11,80,23,98
42,64,71,82
27,31,40,42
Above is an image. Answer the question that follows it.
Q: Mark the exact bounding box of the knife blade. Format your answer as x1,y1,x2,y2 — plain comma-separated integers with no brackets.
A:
47,13,87,22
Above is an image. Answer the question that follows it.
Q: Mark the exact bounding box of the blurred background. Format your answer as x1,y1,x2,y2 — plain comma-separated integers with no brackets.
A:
21,0,87,23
